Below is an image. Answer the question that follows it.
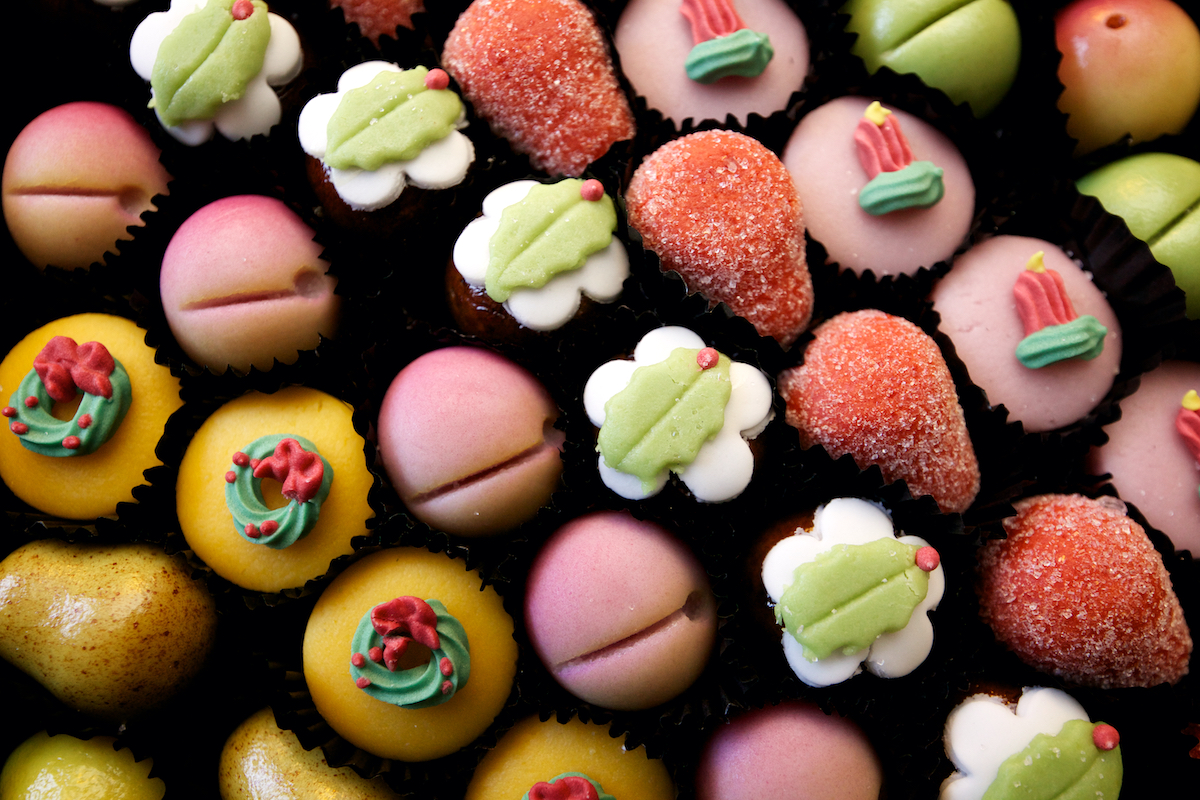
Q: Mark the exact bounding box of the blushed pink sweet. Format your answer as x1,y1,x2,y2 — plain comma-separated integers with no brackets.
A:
1088,360,1200,555
782,96,974,277
160,195,339,374
525,511,716,710
614,0,808,126
695,701,883,800
932,235,1121,432
376,346,564,536
3,102,171,270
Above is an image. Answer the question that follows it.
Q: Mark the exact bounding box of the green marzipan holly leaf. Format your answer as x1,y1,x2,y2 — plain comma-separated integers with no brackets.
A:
325,67,463,171
598,348,731,490
777,538,926,660
485,179,616,302
151,0,271,127
983,719,1122,800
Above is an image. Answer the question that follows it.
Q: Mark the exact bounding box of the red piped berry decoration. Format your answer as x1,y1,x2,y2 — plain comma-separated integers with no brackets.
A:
231,0,255,20
260,520,279,536
441,679,453,694
61,436,81,450
10,421,28,435
249,458,260,470
78,414,92,429
355,677,371,689
1,407,15,418
351,652,366,668
369,646,384,663
225,471,237,484
232,451,250,468
440,657,453,676
425,68,450,91
696,347,720,370
580,179,604,202
915,546,940,572
245,524,260,538
1092,723,1120,751
23,396,37,408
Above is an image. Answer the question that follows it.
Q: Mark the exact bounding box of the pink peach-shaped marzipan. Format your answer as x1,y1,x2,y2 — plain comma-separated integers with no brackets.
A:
160,195,339,374
376,346,564,536
3,102,171,270
525,511,717,710
695,701,883,800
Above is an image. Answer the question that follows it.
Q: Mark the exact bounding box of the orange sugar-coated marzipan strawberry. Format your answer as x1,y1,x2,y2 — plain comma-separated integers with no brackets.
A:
978,493,1192,689
777,309,980,513
625,130,813,347
442,0,636,177
332,0,423,44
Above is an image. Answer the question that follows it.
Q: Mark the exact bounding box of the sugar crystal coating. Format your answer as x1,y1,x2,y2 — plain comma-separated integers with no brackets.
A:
333,0,423,44
442,0,635,177
777,309,979,513
978,493,1192,689
626,130,813,346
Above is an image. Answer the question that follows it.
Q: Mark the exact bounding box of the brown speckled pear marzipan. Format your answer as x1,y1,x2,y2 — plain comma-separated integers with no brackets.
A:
0,539,218,719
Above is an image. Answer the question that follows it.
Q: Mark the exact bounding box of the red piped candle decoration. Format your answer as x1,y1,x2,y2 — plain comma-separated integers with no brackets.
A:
680,0,745,43
855,102,914,179
1177,390,1200,463
1014,251,1078,334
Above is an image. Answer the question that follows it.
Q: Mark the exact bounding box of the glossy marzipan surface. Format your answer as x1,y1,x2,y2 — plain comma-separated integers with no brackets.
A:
843,0,1021,117
0,540,217,720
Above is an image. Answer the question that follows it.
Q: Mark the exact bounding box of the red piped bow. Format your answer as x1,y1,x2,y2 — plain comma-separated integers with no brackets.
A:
33,336,116,402
528,776,600,800
371,597,441,671
253,438,325,503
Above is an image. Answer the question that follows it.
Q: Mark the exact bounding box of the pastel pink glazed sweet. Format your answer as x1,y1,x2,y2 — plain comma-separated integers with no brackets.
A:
160,195,339,373
614,0,808,127
3,102,171,270
782,96,974,277
694,701,883,800
1088,360,1200,555
376,346,564,536
931,235,1121,432
524,510,717,710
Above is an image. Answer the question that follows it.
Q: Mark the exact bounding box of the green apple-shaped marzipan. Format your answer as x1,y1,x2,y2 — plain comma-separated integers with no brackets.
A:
1077,152,1200,319
842,0,1021,117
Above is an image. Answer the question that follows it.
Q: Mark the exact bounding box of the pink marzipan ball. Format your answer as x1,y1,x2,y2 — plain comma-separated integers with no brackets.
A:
376,346,564,536
160,195,339,374
525,510,717,710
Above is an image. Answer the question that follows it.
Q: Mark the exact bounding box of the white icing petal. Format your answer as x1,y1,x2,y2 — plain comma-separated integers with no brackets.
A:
453,180,629,331
298,61,474,211
583,326,771,502
940,688,1090,800
761,498,945,687
130,0,302,145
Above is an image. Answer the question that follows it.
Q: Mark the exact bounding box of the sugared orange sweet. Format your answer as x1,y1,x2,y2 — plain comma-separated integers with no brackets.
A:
777,309,979,513
978,493,1192,689
333,0,423,44
626,130,813,346
442,0,636,177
